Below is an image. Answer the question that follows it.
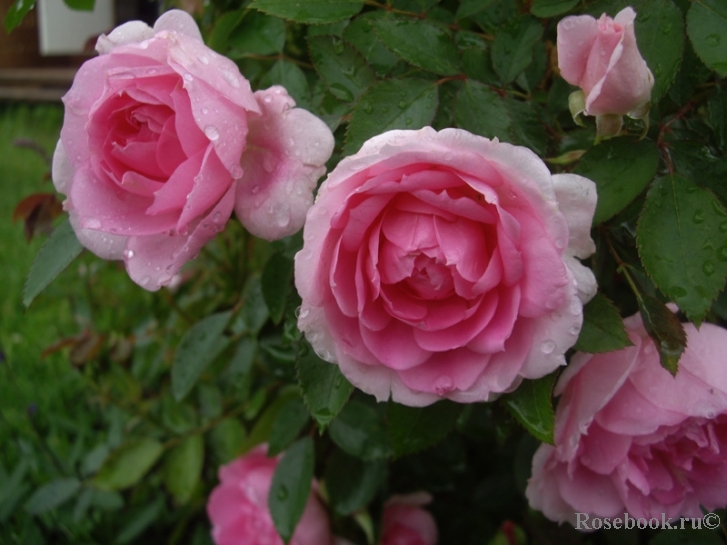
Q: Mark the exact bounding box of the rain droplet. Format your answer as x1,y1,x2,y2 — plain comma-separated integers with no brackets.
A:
251,185,261,194
198,55,210,65
299,308,309,319
718,247,727,262
719,221,727,233
541,340,556,354
276,486,288,500
569,325,580,336
201,106,209,115
213,211,222,223
693,210,705,224
363,103,373,114
147,68,158,75
221,69,241,87
703,261,716,276
230,163,243,179
140,275,151,286
85,218,101,229
570,296,582,315
183,73,193,82
205,126,220,141
706,34,721,47
398,100,407,109
405,117,413,125
123,249,135,259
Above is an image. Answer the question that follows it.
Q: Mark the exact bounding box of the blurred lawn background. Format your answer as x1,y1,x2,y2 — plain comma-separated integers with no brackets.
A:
0,103,162,542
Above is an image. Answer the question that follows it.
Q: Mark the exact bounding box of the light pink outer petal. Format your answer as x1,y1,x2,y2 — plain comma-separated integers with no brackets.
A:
153,9,203,42
52,141,73,195
628,322,727,418
526,445,581,525
95,20,154,54
557,14,599,87
235,86,333,240
551,173,597,260
68,212,128,260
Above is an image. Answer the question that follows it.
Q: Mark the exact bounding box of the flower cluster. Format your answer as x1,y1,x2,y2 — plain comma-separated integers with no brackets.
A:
47,3,727,542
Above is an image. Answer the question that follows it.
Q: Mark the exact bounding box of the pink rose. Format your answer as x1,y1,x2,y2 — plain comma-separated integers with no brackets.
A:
557,7,654,118
380,493,438,545
207,445,332,545
295,128,597,406
53,10,333,290
526,311,727,526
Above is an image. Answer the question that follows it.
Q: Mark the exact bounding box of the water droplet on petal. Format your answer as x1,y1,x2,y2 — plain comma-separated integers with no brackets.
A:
221,69,241,87
140,275,151,286
198,55,210,65
85,218,101,229
213,211,222,223
251,185,261,194
230,163,243,179
123,249,135,259
205,126,220,141
201,106,209,115
541,340,556,354
183,73,193,82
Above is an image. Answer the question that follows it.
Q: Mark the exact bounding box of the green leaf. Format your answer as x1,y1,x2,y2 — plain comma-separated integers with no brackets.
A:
268,397,310,456
262,253,295,324
297,348,354,431
634,0,684,101
251,0,364,23
171,311,232,401
343,13,401,75
115,499,164,545
638,295,687,375
240,387,300,453
209,418,246,464
231,277,269,336
573,137,659,225
708,86,727,150
260,60,311,109
573,293,634,353
372,17,461,76
23,218,83,308
4,0,34,32
207,9,246,53
228,11,286,55
329,399,392,460
324,450,387,515
308,35,376,102
63,0,95,10
687,0,727,76
501,375,556,445
93,439,164,491
455,80,510,140
491,16,542,84
163,434,204,505
506,97,547,156
269,437,314,544
637,173,727,324
530,0,579,17
25,478,81,514
345,78,438,155
388,401,462,458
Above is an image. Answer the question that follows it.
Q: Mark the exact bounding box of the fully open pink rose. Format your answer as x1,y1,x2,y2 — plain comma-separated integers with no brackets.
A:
380,493,438,545
295,128,597,406
207,445,332,545
557,7,654,117
526,312,727,526
53,10,333,290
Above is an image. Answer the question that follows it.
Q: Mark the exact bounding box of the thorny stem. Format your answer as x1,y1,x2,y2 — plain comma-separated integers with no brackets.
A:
603,231,644,303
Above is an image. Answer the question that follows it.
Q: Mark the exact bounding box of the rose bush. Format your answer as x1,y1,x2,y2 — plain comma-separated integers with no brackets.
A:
526,311,727,525
380,494,438,545
557,7,654,119
295,128,597,406
53,10,333,290
207,445,332,545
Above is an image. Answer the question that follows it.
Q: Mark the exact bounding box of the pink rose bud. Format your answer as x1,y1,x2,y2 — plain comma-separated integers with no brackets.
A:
380,493,438,545
207,445,332,545
526,311,727,526
295,127,598,406
557,7,654,124
53,10,333,290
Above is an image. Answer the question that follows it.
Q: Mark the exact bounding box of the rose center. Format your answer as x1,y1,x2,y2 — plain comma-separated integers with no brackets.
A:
405,254,454,300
